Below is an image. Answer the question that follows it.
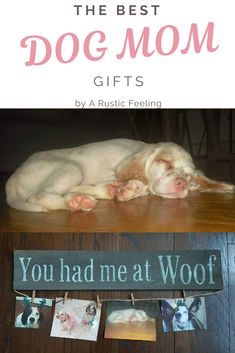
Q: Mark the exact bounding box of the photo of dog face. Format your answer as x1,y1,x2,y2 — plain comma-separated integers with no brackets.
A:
56,310,78,334
161,297,207,332
15,305,42,329
81,304,97,329
14,297,52,330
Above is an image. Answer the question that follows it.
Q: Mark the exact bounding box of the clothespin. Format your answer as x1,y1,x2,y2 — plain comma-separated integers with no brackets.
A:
182,290,186,300
31,290,36,304
63,291,69,305
130,293,135,306
96,294,101,308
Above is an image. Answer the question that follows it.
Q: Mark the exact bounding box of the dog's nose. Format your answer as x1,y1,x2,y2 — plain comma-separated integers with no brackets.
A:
175,312,182,319
30,318,35,323
175,177,187,191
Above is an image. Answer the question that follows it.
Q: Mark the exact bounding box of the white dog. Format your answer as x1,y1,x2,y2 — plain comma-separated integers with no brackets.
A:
108,309,154,324
161,298,205,332
15,306,42,329
6,138,234,212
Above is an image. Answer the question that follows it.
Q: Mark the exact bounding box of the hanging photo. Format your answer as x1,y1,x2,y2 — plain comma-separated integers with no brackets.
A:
161,297,207,332
50,298,101,341
104,301,157,341
15,296,53,329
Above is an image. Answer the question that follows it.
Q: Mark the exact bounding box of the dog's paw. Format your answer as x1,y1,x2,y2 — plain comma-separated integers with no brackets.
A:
66,194,97,211
106,181,121,199
116,180,148,201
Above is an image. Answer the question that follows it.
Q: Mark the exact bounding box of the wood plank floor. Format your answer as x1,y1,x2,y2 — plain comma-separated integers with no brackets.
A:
0,159,235,232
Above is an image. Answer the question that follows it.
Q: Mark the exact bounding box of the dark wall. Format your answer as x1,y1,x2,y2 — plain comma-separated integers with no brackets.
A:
1,233,234,353
1,109,234,172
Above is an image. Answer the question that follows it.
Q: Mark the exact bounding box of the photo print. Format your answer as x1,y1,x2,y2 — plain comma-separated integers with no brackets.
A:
161,297,207,332
104,301,157,341
15,296,53,329
50,298,101,341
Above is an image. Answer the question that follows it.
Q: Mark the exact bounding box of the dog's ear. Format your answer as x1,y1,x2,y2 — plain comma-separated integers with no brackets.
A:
161,300,175,319
116,150,150,184
161,300,175,332
21,305,32,325
190,172,235,193
188,298,201,314
188,298,206,329
153,153,174,171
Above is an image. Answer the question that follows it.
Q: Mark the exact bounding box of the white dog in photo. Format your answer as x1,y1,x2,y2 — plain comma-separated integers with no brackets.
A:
108,308,154,324
161,298,206,332
6,138,234,212
15,305,42,329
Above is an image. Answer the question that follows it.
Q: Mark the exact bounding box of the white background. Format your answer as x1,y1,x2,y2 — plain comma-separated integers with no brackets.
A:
0,0,234,108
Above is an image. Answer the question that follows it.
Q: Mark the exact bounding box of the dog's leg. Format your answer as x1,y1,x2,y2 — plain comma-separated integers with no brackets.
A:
116,180,149,201
69,181,120,200
190,172,235,193
64,182,121,211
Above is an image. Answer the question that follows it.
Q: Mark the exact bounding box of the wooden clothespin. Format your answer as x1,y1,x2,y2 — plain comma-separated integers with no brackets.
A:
63,291,69,305
130,293,135,306
31,290,36,304
96,294,101,308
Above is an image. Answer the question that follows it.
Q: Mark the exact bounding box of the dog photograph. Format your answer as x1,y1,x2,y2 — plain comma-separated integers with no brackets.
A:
50,298,101,341
5,138,235,213
104,301,157,341
160,297,207,333
14,296,53,330
1,110,235,232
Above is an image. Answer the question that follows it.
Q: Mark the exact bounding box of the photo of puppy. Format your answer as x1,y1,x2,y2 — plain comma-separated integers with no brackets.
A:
161,297,207,332
51,299,101,341
56,310,78,334
14,296,52,330
107,308,155,324
105,302,157,341
81,304,97,329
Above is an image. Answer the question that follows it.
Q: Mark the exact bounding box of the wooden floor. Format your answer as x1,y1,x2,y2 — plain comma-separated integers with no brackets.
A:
1,159,235,232
1,233,234,353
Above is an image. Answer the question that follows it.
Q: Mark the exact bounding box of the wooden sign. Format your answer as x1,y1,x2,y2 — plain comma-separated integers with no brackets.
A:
13,250,223,290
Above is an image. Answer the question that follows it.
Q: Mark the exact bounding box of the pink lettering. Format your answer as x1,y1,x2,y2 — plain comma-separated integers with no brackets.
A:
20,35,52,66
116,27,154,59
56,33,79,63
156,25,179,55
181,22,219,54
84,31,107,61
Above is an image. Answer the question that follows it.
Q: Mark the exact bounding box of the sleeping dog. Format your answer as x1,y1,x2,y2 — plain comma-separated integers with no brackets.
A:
161,298,205,332
15,305,42,329
6,138,235,212
108,308,154,324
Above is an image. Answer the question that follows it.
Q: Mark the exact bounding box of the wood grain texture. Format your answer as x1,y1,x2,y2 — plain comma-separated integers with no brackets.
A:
0,192,235,232
0,233,234,353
